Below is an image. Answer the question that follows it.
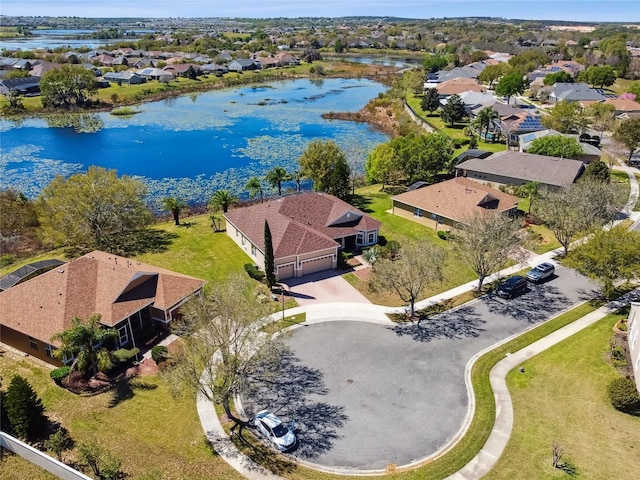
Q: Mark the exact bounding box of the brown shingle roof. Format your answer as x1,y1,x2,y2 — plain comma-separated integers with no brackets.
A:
393,177,519,223
456,151,585,188
224,192,381,257
0,251,206,345
437,78,486,95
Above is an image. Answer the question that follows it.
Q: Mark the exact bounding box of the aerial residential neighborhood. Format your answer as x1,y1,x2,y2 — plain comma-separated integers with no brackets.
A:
1,3,640,480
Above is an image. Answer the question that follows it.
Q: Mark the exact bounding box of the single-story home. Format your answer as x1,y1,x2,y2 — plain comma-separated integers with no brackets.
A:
550,82,606,103
0,76,41,96
628,301,640,394
518,129,602,164
436,78,486,98
392,177,519,230
224,192,380,279
455,151,585,191
103,71,145,85
227,59,261,72
0,251,206,366
163,63,201,77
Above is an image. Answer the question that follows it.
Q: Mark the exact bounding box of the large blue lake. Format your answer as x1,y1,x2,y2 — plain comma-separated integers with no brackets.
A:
0,78,389,206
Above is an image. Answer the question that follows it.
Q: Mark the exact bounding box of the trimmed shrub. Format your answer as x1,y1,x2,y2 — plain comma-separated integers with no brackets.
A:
607,377,640,413
50,366,71,385
112,348,140,364
437,230,448,240
244,263,265,281
151,345,169,363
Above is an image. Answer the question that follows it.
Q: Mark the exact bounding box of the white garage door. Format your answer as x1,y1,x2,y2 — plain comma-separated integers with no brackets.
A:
300,255,333,276
277,263,295,280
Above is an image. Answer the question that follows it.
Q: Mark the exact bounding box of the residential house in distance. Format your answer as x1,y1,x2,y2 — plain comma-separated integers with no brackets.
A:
602,96,640,117
0,251,206,366
455,151,585,191
103,71,145,85
550,82,607,103
227,59,261,72
392,177,519,230
0,76,41,96
518,129,602,164
436,78,486,99
224,192,380,279
627,302,640,394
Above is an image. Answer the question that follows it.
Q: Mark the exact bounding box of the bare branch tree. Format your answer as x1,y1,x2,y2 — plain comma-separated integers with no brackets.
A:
552,440,565,468
453,211,525,291
369,241,446,317
162,273,285,431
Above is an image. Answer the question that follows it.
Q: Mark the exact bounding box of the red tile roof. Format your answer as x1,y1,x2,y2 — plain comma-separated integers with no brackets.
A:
224,192,381,257
0,251,206,345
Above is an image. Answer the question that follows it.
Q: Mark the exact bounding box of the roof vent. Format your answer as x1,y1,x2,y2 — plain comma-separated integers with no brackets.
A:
57,269,64,274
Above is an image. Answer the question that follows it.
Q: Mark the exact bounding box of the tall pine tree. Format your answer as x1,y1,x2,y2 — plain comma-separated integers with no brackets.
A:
5,375,47,440
264,220,276,288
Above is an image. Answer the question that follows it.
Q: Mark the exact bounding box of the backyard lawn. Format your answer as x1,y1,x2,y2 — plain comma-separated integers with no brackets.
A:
484,312,640,480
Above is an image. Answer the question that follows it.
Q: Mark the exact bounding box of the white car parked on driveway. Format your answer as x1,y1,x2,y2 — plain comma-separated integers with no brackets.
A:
254,410,296,452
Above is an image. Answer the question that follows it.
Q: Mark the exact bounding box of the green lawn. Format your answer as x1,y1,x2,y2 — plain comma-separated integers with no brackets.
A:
484,312,640,480
133,215,251,286
0,356,244,480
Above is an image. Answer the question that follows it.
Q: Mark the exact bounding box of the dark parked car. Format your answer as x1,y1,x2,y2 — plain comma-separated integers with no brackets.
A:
496,276,527,298
526,262,555,283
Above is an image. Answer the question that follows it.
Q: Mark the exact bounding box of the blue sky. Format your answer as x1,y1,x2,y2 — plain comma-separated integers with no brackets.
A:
1,0,638,22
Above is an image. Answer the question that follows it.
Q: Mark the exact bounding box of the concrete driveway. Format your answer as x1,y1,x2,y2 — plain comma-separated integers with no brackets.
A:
285,268,371,306
240,265,599,473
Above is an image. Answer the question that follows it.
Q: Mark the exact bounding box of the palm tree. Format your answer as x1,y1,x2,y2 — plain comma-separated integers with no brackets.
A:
162,196,187,225
245,177,264,202
209,189,239,213
516,181,540,214
51,314,118,377
473,107,496,141
265,167,291,196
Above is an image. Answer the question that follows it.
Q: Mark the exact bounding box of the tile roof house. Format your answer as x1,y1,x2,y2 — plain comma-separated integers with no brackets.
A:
224,192,380,279
603,97,640,116
0,251,206,366
392,177,519,230
455,151,585,191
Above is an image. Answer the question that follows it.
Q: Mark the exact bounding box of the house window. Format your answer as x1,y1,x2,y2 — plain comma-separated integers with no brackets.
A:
118,325,129,346
241,235,246,246
235,228,239,237
367,232,375,244
28,336,37,350
414,208,423,218
251,245,256,256
45,344,55,358
356,232,364,245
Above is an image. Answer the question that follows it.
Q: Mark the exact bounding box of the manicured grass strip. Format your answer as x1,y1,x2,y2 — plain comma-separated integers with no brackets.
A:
483,311,640,480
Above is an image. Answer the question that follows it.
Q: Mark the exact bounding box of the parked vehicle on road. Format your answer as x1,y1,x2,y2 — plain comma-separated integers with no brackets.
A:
526,262,555,283
496,276,527,298
254,410,296,452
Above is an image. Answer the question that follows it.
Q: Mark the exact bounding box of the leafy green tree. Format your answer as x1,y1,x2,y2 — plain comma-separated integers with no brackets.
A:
421,88,440,115
3,90,25,112
543,71,574,86
405,68,425,95
478,64,508,88
453,212,525,291
567,226,640,299
78,440,123,480
365,142,399,188
580,65,616,88
495,73,528,105
298,139,350,197
440,94,466,126
162,273,282,432
265,167,291,196
45,428,75,462
423,53,449,73
370,242,446,317
0,189,39,240
209,189,239,213
508,50,550,74
541,100,590,134
392,132,454,183
51,314,118,376
37,166,152,249
4,375,47,441
588,102,616,134
40,64,98,109
528,135,584,159
264,220,276,288
245,176,264,202
334,39,344,53
162,197,187,226
613,118,640,162
583,160,610,182
628,82,640,99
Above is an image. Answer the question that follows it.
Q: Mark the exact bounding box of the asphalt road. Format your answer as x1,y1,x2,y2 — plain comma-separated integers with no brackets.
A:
240,265,600,472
